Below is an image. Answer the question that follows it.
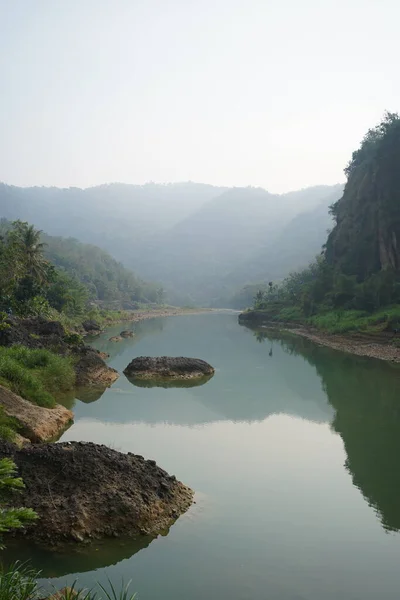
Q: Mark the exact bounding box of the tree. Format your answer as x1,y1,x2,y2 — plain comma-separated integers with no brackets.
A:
0,457,37,548
9,221,49,285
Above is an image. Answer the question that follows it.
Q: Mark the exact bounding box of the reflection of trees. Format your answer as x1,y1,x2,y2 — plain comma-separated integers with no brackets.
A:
244,324,400,532
91,318,165,359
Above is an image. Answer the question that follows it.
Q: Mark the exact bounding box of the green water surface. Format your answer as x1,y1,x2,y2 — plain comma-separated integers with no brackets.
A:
10,313,400,599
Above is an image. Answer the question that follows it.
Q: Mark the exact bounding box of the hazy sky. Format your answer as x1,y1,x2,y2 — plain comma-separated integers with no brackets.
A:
0,0,398,192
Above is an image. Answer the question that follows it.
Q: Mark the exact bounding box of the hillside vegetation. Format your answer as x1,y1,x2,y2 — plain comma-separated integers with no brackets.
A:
0,219,162,315
250,113,400,334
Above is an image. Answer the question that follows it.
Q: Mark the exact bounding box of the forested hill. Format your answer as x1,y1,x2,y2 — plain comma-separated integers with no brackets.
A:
42,233,162,306
0,219,161,308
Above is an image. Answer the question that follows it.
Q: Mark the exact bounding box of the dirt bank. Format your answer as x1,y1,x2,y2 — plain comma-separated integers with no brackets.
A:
1,441,193,547
288,327,400,363
239,311,400,363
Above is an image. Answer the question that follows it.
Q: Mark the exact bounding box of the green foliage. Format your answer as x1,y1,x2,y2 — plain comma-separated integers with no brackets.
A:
0,347,75,408
64,332,84,346
0,460,38,549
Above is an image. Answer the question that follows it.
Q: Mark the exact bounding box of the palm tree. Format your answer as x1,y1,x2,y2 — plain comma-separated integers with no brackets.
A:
10,221,49,285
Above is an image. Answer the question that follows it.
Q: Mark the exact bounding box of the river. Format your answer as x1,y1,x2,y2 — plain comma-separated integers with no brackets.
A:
10,312,400,599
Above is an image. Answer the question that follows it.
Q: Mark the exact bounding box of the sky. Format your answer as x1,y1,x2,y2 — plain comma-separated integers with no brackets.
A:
0,0,398,193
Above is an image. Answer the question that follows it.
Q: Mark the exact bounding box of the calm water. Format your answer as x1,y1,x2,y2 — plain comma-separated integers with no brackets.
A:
11,313,400,599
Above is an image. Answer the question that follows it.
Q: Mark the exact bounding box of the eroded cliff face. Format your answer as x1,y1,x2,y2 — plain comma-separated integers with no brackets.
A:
325,115,400,280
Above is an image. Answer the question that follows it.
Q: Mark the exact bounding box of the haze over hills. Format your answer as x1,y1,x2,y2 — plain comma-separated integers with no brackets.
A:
0,181,343,306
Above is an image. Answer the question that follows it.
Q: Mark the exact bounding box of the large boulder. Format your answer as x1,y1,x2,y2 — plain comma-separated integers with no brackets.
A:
0,386,73,443
0,441,193,547
124,356,215,380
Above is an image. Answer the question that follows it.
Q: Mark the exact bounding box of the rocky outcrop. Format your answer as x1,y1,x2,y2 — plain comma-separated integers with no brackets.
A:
109,336,123,342
1,441,193,547
74,347,119,386
82,320,102,334
0,386,73,442
0,316,69,352
124,356,215,380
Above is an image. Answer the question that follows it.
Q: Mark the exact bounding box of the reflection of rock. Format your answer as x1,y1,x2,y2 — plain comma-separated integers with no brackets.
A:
4,533,157,578
126,374,214,389
74,386,107,403
124,356,215,381
1,440,193,547
109,336,123,342
74,347,119,386
120,330,134,338
0,386,73,443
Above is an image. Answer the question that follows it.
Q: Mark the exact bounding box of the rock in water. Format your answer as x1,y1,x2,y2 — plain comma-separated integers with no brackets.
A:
124,356,215,380
120,330,135,338
0,441,193,547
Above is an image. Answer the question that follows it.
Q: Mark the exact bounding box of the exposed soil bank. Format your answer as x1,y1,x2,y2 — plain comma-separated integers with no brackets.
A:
288,327,400,363
1,441,193,547
0,386,73,443
239,312,400,363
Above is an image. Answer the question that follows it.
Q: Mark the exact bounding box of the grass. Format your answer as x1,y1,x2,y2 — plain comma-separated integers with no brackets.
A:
250,303,400,335
0,347,75,408
0,563,137,600
0,407,19,442
308,305,400,334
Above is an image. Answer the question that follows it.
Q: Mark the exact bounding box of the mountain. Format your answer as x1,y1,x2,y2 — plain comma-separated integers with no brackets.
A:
0,182,225,260
0,181,343,306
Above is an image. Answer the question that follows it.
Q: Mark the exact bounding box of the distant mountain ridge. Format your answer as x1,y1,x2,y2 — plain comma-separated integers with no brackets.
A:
0,181,343,306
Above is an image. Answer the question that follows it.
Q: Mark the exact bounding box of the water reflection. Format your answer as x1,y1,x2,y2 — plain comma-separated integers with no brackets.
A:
3,534,157,577
125,374,214,388
245,325,400,533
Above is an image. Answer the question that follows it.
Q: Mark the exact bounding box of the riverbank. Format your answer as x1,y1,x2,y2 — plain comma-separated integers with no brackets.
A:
239,310,400,363
242,318,400,362
288,327,400,363
81,307,213,335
